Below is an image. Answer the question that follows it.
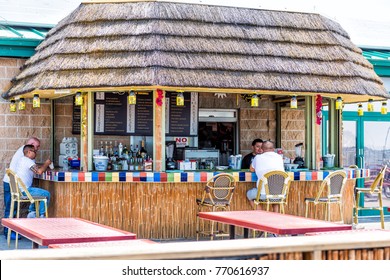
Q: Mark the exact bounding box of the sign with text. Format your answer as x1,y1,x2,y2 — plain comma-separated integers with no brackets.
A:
165,92,198,136
94,91,153,135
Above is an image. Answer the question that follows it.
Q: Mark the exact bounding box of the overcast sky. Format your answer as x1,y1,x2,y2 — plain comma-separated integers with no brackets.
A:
0,0,389,47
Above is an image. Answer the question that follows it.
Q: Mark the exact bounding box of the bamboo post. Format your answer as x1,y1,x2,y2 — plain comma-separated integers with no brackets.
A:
153,89,165,171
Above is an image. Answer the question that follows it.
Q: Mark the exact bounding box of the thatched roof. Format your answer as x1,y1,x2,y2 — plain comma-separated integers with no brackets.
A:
3,1,389,101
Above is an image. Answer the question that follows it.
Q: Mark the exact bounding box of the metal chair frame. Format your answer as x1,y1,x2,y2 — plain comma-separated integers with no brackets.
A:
6,168,48,248
196,173,236,240
353,165,387,229
305,170,347,223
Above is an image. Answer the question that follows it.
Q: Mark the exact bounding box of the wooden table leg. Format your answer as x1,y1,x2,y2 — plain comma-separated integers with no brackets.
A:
229,225,235,239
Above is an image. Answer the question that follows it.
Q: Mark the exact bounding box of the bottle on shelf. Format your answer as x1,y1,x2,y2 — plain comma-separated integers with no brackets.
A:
113,140,118,156
99,141,104,156
140,140,147,159
109,141,113,157
134,145,140,158
105,141,109,156
118,142,123,157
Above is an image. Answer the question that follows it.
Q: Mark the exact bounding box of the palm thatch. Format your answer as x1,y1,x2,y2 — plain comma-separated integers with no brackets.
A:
2,1,389,100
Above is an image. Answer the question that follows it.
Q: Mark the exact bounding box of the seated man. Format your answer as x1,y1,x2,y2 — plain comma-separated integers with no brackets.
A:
15,145,52,218
246,140,284,210
241,138,263,169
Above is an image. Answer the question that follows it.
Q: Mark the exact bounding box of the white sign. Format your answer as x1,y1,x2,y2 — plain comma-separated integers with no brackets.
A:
175,137,188,148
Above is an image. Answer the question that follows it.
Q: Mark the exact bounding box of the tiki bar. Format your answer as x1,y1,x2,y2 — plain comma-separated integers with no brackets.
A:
2,0,389,240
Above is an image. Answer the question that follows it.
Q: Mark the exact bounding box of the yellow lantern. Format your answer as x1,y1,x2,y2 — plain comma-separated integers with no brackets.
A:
335,97,342,110
381,102,388,115
290,95,297,109
176,91,184,106
128,90,136,105
75,92,83,106
18,98,25,110
33,94,40,108
357,103,364,116
10,100,16,112
367,99,374,112
251,94,259,107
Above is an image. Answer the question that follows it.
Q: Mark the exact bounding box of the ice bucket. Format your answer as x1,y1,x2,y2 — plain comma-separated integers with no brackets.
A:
322,154,335,168
93,156,109,171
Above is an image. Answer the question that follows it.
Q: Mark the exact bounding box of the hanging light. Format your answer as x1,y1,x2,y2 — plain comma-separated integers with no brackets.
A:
251,94,259,107
357,103,364,116
290,95,297,109
367,99,374,112
335,97,343,110
18,98,26,110
75,92,83,106
381,101,388,115
128,90,136,105
176,91,184,106
9,100,16,112
33,94,40,108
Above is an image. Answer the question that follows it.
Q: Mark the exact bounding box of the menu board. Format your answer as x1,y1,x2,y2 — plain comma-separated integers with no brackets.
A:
94,91,153,136
126,92,153,136
165,92,198,136
72,91,197,136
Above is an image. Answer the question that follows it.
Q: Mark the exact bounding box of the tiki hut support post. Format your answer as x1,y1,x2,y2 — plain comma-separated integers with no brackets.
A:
305,96,316,169
328,100,342,167
87,91,94,171
79,92,90,171
153,89,165,171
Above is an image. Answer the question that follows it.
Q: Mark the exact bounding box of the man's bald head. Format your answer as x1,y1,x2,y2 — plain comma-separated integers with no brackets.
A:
262,141,275,152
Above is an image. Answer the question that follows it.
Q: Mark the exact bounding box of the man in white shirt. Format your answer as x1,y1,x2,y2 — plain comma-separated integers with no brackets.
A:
16,145,52,218
246,140,284,209
3,137,42,238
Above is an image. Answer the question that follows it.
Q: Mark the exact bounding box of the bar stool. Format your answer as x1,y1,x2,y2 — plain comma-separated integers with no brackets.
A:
353,165,387,229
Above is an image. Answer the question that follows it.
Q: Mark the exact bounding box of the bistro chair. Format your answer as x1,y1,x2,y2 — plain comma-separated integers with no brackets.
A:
6,169,48,249
196,173,236,240
253,170,291,213
353,165,387,229
252,170,291,237
305,170,347,223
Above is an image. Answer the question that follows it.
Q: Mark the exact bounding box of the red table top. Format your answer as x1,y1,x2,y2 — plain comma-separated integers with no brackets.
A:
198,210,352,235
305,229,390,236
49,239,156,248
2,218,136,246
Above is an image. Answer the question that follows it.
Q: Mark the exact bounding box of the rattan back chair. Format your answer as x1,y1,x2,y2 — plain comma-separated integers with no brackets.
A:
6,169,48,248
354,165,387,229
253,170,291,214
305,170,347,222
196,173,236,240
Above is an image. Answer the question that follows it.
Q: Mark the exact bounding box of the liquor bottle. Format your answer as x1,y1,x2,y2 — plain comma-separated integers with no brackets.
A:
99,141,104,156
122,145,128,158
118,142,123,157
140,140,147,159
105,141,109,156
113,140,118,156
109,141,113,157
135,145,140,158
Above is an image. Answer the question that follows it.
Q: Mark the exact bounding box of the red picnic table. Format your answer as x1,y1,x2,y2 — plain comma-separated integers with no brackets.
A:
2,218,136,249
199,210,352,239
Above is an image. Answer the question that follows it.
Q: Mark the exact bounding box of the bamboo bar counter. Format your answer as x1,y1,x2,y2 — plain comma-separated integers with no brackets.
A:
37,168,369,239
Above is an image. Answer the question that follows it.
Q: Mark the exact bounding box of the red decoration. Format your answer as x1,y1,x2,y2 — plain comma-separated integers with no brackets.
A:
316,95,322,125
156,89,164,106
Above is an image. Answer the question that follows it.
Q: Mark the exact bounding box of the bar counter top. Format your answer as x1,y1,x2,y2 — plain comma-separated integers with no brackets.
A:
36,168,369,183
